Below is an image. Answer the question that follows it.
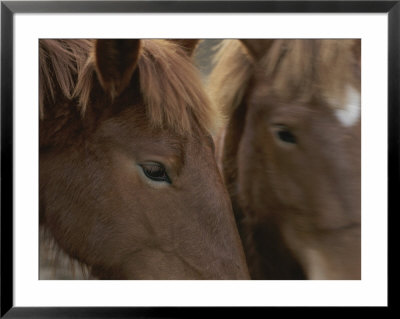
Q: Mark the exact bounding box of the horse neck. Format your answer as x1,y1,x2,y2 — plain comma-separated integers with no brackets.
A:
220,101,306,280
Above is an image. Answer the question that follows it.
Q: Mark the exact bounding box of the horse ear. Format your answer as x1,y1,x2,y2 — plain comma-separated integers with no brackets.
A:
94,39,141,98
171,39,200,56
240,39,274,60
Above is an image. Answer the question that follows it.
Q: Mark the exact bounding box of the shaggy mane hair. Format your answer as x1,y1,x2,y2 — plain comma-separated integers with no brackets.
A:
39,39,218,135
208,39,361,118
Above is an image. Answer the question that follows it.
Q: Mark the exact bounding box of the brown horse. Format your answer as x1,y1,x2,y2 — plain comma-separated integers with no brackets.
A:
39,39,250,279
209,39,361,280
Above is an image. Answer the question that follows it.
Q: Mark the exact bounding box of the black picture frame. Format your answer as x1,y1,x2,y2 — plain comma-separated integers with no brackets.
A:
1,1,395,317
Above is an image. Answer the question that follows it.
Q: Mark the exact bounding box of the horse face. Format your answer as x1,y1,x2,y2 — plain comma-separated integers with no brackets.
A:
40,39,249,279
82,108,248,279
238,71,361,279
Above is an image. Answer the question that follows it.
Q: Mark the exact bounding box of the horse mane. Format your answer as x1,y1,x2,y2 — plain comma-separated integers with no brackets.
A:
208,39,361,118
39,40,92,119
40,39,218,135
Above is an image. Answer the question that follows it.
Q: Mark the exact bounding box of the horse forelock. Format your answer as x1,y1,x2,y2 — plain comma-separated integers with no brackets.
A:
209,39,361,118
137,40,219,135
40,39,218,136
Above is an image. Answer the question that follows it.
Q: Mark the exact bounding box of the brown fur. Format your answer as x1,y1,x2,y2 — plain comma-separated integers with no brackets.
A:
209,39,361,120
39,39,249,280
95,39,142,99
170,39,200,56
210,39,361,280
239,39,274,60
40,39,218,136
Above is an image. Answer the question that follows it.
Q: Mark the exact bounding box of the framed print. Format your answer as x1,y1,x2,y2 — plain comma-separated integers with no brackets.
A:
1,0,395,317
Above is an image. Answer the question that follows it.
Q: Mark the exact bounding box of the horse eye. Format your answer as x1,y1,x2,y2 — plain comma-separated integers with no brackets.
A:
140,163,171,184
274,126,297,144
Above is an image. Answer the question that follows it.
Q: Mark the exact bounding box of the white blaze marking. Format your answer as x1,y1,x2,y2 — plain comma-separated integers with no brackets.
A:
333,86,361,127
